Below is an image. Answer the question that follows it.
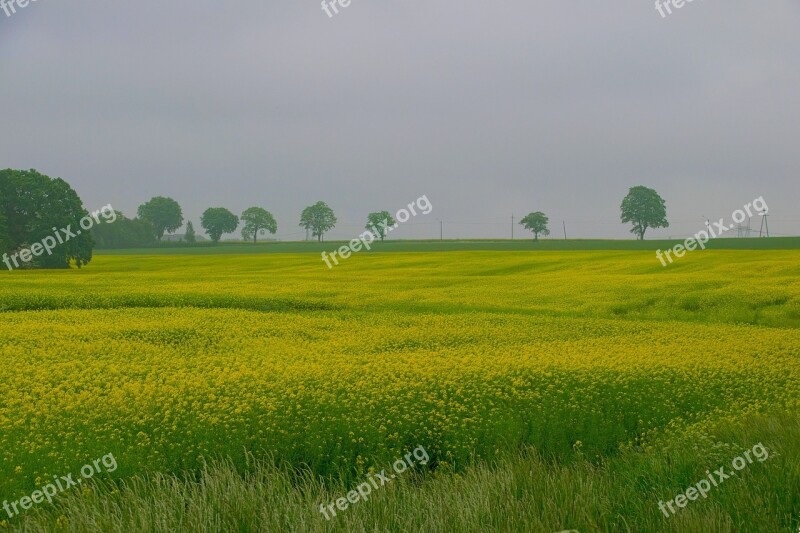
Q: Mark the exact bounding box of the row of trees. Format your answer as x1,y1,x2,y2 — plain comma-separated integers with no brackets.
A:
110,185,669,246
125,198,400,244
126,198,316,243
520,186,668,241
82,195,402,247
1,167,671,269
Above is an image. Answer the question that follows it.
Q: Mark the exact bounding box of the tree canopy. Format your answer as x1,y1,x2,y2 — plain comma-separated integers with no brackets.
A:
137,196,184,240
519,212,550,241
0,168,93,268
91,211,156,249
366,211,397,241
299,201,337,242
241,207,278,244
620,186,668,240
201,208,239,243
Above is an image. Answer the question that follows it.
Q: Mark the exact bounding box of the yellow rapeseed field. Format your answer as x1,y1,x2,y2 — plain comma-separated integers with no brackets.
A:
1,250,799,497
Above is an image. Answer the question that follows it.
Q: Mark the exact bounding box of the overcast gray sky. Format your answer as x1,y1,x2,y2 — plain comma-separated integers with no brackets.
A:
1,1,798,240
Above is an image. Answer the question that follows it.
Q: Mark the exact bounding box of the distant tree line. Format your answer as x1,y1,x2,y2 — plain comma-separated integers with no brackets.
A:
2,167,674,269
87,198,345,247
120,187,670,245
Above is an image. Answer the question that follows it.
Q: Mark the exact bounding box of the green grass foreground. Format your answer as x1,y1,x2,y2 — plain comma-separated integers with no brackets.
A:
7,413,799,532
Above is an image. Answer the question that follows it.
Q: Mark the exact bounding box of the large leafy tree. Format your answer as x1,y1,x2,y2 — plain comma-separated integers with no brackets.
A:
299,201,337,242
0,168,94,268
620,186,668,240
241,207,277,244
519,212,550,241
200,208,239,243
137,196,184,240
366,211,396,241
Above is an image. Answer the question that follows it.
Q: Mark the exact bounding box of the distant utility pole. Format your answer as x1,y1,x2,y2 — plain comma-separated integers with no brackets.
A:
511,214,514,240
563,220,567,240
438,220,443,241
759,212,770,237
